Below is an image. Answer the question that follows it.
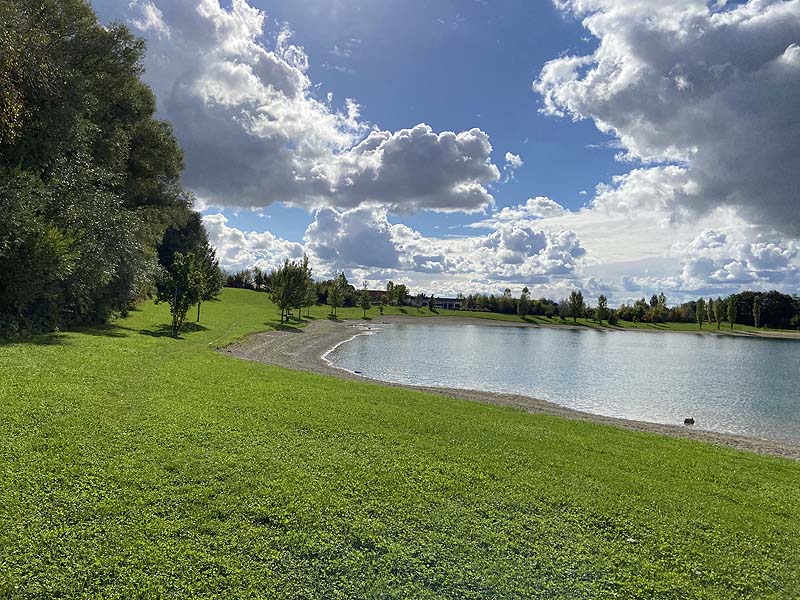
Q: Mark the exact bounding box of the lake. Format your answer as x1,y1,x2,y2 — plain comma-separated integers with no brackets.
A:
327,322,800,443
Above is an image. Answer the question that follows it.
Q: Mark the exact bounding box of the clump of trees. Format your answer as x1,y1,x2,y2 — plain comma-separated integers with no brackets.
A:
614,291,800,330
0,0,216,336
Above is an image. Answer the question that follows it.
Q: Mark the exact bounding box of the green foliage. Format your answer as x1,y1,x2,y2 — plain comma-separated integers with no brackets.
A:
360,282,372,318
728,294,738,329
696,298,706,329
269,259,308,324
328,272,346,318
517,286,530,318
1,288,799,598
596,294,608,324
155,251,199,337
192,244,224,322
301,258,317,318
713,296,724,330
753,297,762,329
0,0,197,335
568,289,585,324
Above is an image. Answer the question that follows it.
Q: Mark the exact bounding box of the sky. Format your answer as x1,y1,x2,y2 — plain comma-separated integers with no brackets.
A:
91,0,800,305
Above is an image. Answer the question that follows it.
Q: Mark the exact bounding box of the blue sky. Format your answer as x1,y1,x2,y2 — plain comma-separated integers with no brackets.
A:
190,0,621,242
93,0,800,303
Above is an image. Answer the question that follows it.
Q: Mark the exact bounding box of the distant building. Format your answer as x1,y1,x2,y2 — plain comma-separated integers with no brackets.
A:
434,297,463,310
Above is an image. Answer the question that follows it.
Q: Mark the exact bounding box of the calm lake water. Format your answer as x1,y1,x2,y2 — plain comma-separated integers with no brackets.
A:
327,323,800,443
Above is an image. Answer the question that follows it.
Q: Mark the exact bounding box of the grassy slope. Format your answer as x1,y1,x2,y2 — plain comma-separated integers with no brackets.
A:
0,288,798,599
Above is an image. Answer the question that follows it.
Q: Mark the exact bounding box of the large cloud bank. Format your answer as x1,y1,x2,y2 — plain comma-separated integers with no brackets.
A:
127,0,499,212
536,0,800,234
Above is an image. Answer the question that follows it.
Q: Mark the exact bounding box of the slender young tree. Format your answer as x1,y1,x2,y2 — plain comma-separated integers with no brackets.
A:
707,298,714,324
428,295,436,311
568,290,585,324
299,254,316,318
328,272,345,318
518,286,531,318
753,297,762,328
386,281,395,305
727,295,737,330
713,296,724,330
696,298,705,329
597,294,609,325
302,278,316,318
156,251,200,337
193,243,223,322
360,281,371,318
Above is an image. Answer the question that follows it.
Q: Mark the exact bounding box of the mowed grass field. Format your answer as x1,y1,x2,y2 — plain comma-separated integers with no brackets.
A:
1,288,799,599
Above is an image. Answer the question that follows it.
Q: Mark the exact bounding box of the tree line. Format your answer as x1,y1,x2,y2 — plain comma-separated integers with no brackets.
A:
466,288,799,330
225,259,800,330
0,0,222,337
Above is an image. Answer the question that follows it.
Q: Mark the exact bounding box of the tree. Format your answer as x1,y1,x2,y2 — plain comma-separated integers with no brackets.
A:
707,298,714,324
302,275,316,318
328,272,345,318
155,251,199,337
633,298,648,323
753,297,762,328
269,259,306,324
650,294,659,308
713,296,724,330
193,243,223,322
0,0,197,335
696,298,705,329
727,294,737,329
386,281,395,305
360,281,371,318
394,284,408,306
597,294,608,324
518,287,530,318
428,295,436,311
568,290,585,324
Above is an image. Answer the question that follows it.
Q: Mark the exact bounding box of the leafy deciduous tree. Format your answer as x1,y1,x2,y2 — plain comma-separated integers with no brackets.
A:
696,298,705,329
568,290,585,324
597,295,608,325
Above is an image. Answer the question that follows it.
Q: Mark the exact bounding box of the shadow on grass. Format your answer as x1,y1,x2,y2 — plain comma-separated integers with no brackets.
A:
74,324,129,338
138,322,209,338
399,308,408,314
0,322,132,346
0,332,70,347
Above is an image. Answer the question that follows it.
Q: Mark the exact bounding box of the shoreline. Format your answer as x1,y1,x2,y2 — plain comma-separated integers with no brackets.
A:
224,316,800,461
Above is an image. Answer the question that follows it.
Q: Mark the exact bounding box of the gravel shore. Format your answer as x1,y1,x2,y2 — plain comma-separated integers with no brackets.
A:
224,316,800,461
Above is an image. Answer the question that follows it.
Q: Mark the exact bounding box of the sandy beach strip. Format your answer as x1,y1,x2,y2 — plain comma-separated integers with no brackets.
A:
224,316,800,461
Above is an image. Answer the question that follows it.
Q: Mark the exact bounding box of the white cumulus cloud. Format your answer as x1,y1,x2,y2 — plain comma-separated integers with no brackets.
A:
120,0,499,213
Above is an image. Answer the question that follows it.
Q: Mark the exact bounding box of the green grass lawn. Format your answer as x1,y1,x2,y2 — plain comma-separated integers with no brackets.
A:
1,288,799,598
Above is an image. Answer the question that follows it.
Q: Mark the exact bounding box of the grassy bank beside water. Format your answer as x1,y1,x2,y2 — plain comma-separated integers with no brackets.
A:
1,288,798,598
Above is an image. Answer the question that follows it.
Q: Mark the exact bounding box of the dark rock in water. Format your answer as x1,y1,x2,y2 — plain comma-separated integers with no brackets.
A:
684,417,695,425
353,370,362,374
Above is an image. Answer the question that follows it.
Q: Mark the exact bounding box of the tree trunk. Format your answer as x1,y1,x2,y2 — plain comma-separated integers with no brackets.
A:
197,301,201,322
172,283,179,337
